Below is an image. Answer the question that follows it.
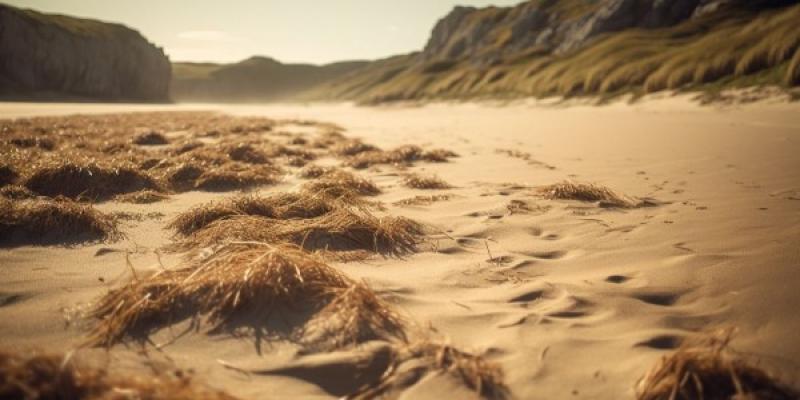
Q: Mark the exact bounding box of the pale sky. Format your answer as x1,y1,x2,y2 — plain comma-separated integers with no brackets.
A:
5,0,522,64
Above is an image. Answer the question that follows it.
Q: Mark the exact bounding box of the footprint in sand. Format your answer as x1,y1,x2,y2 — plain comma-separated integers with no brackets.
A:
0,292,30,307
605,275,631,284
635,334,684,350
631,290,684,306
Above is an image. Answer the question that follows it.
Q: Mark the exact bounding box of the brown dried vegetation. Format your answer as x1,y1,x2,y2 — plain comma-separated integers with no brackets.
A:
538,181,647,208
636,333,798,400
0,197,119,246
401,173,452,189
0,350,239,400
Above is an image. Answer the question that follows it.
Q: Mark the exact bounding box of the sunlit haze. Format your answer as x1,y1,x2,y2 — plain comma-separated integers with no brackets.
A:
4,0,522,64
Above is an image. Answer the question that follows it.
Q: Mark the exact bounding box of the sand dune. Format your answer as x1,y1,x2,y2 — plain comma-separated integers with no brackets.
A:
1,97,799,399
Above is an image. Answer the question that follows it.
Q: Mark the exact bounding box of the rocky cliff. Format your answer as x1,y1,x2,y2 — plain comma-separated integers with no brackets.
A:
0,4,171,101
421,0,795,66
305,0,800,103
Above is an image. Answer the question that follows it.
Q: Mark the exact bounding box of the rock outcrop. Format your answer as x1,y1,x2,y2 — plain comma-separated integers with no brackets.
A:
420,0,797,66
0,4,170,101
308,0,800,103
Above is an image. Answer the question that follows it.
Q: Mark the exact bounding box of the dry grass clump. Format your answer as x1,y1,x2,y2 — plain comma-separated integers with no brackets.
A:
172,140,205,155
114,189,170,204
0,197,119,246
538,181,639,208
345,145,458,169
350,340,508,399
0,185,35,200
332,140,378,156
173,207,423,257
226,143,270,164
423,148,459,162
402,173,452,189
301,169,382,197
298,165,336,179
160,162,281,192
394,194,454,206
636,334,798,400
0,349,239,400
89,243,363,347
132,130,169,145
787,48,800,86
24,161,161,201
168,193,335,236
7,136,56,150
0,164,18,187
303,281,408,350
194,165,280,192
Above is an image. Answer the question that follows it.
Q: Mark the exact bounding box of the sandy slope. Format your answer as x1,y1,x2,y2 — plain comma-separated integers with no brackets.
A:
1,97,799,399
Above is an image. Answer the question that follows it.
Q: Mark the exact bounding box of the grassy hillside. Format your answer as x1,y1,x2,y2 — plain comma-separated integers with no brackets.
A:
304,3,800,104
170,57,368,102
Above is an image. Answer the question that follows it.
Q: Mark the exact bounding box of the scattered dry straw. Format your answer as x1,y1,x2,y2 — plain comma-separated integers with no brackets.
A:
538,181,643,208
172,207,423,257
402,173,452,189
0,165,18,186
89,243,406,351
345,145,457,169
0,185,35,200
349,340,508,399
88,243,352,347
132,131,169,145
160,162,281,192
167,193,334,236
301,169,381,197
0,197,119,246
24,162,161,201
636,332,798,400
394,194,454,206
297,165,336,179
168,191,420,257
114,189,170,204
303,281,408,351
0,349,238,400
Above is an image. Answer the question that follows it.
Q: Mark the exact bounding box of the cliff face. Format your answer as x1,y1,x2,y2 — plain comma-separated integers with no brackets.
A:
421,0,799,66
421,0,710,66
0,4,171,101
309,0,800,103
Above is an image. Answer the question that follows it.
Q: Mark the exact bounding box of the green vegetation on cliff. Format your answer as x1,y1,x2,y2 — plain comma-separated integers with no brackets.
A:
303,2,800,103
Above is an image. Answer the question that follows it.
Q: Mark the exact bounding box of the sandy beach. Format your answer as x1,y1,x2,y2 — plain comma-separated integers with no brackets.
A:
1,97,799,399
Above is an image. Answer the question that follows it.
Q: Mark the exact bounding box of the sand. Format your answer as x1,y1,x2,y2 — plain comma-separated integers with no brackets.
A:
1,97,799,399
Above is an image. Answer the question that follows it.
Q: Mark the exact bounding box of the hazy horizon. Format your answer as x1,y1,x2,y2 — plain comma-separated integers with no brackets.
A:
4,0,522,65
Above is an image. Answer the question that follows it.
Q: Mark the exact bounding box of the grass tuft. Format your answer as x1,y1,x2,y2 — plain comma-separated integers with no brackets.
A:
0,185,36,200
172,207,423,257
0,349,239,400
350,340,508,399
394,194,454,206
402,173,452,189
636,332,799,400
0,197,119,246
87,243,407,351
0,165,18,187
132,131,169,145
297,165,335,179
114,189,170,204
538,181,641,208
345,145,458,169
303,281,408,351
24,161,161,201
301,169,382,197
